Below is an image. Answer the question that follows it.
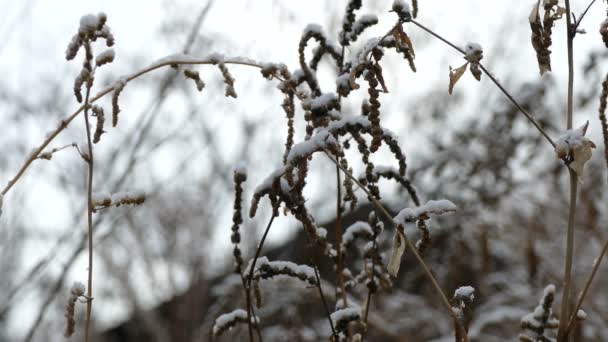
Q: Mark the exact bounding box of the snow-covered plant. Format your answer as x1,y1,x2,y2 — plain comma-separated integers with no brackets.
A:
2,0,608,341
520,285,559,342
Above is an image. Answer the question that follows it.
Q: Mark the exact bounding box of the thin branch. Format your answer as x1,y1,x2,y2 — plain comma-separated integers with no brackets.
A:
558,1,577,340
312,262,338,341
245,211,278,341
565,238,608,333
82,67,95,342
363,238,377,324
335,155,348,307
410,19,556,147
574,0,598,33
1,58,287,198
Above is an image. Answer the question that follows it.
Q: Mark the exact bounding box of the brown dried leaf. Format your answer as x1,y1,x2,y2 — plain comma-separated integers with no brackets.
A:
392,26,415,57
373,64,389,93
529,1,552,76
448,62,469,95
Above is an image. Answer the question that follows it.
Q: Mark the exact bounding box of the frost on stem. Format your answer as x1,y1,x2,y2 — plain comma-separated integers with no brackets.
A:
388,199,457,276
452,286,475,342
554,121,596,182
520,284,559,342
211,309,259,339
64,281,86,337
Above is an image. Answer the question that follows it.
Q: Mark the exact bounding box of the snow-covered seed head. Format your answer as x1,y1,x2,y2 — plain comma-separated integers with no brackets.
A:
392,0,412,21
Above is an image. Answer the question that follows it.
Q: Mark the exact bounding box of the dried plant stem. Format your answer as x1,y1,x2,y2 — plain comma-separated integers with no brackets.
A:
335,156,348,307
311,257,338,341
322,149,463,331
363,238,377,324
565,238,608,333
1,58,285,199
245,212,277,342
574,0,598,33
558,3,577,339
409,19,556,147
240,273,260,342
82,78,95,342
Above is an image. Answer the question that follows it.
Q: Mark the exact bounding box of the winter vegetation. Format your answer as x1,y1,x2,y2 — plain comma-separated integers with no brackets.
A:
1,0,608,341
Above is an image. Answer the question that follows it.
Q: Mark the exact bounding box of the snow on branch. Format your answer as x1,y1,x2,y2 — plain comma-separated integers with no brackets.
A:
330,306,361,333
554,120,596,181
452,286,475,342
286,130,339,165
388,199,457,276
245,256,317,285
211,309,259,339
341,221,374,251
393,199,457,224
519,284,559,342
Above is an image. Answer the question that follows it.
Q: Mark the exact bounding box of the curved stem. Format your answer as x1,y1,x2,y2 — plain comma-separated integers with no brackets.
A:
1,58,284,198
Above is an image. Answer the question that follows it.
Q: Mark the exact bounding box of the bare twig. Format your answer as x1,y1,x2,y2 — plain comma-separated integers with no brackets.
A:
565,238,608,333
1,58,287,199
558,2,577,340
573,0,598,33
335,155,348,308
245,211,277,341
409,19,556,147
82,66,95,342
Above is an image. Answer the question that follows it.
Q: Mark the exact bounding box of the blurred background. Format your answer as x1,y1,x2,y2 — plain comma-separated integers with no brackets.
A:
0,0,607,341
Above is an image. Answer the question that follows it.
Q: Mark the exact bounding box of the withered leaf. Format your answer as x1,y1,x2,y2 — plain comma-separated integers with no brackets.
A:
448,62,469,95
387,229,406,276
373,64,389,93
392,25,415,57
